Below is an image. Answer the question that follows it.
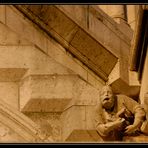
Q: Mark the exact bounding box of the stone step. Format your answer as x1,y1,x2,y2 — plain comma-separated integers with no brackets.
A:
20,74,99,113
22,98,71,113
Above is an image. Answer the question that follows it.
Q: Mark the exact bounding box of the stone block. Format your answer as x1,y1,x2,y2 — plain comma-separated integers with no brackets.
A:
27,5,78,43
0,122,25,143
85,106,96,129
117,21,133,41
0,82,18,110
30,75,75,99
0,46,29,68
70,29,117,77
89,12,106,45
19,76,31,112
119,58,129,85
63,76,100,108
108,61,140,98
90,6,131,54
0,68,27,82
0,5,5,24
61,104,101,142
103,28,121,58
129,71,140,86
0,99,40,142
0,22,31,45
6,6,33,42
24,112,61,142
47,38,88,81
20,73,100,112
5,6,48,53
0,45,74,77
96,5,134,41
110,78,140,99
87,72,104,90
20,75,77,112
61,83,100,141
56,5,88,28
20,73,101,141
108,60,120,85
32,28,48,53
28,46,75,75
61,106,86,141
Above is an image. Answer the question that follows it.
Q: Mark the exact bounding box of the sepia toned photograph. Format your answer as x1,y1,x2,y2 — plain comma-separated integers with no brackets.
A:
0,4,147,143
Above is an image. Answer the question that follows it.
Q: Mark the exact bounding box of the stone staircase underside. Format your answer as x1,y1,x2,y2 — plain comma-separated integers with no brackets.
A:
15,5,118,82
15,5,140,98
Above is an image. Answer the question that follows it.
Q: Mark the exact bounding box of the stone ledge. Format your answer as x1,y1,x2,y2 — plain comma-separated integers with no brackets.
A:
21,98,72,113
123,134,148,143
20,74,100,113
108,60,140,99
110,78,140,100
66,130,148,143
65,129,103,142
0,68,27,82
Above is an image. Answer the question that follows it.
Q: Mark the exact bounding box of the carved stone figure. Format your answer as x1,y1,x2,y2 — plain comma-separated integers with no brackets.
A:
94,85,146,141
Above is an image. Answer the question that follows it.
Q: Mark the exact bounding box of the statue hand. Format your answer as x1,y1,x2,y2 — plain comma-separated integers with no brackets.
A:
114,118,125,128
104,118,125,133
124,125,138,134
116,108,126,118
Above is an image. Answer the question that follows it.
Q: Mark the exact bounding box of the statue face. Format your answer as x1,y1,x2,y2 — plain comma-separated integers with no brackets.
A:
100,86,115,110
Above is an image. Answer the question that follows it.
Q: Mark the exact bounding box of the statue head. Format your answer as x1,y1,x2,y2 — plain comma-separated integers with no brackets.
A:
100,85,115,110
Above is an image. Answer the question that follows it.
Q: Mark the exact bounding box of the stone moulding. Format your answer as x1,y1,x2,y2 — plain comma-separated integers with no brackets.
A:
0,99,41,142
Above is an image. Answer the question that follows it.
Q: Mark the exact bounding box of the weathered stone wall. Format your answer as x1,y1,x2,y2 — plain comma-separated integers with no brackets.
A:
0,5,105,89
99,5,137,31
0,5,146,142
25,113,62,142
0,5,105,142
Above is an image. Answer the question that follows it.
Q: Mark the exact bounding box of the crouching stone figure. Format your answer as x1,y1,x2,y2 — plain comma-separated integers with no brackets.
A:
94,85,146,141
